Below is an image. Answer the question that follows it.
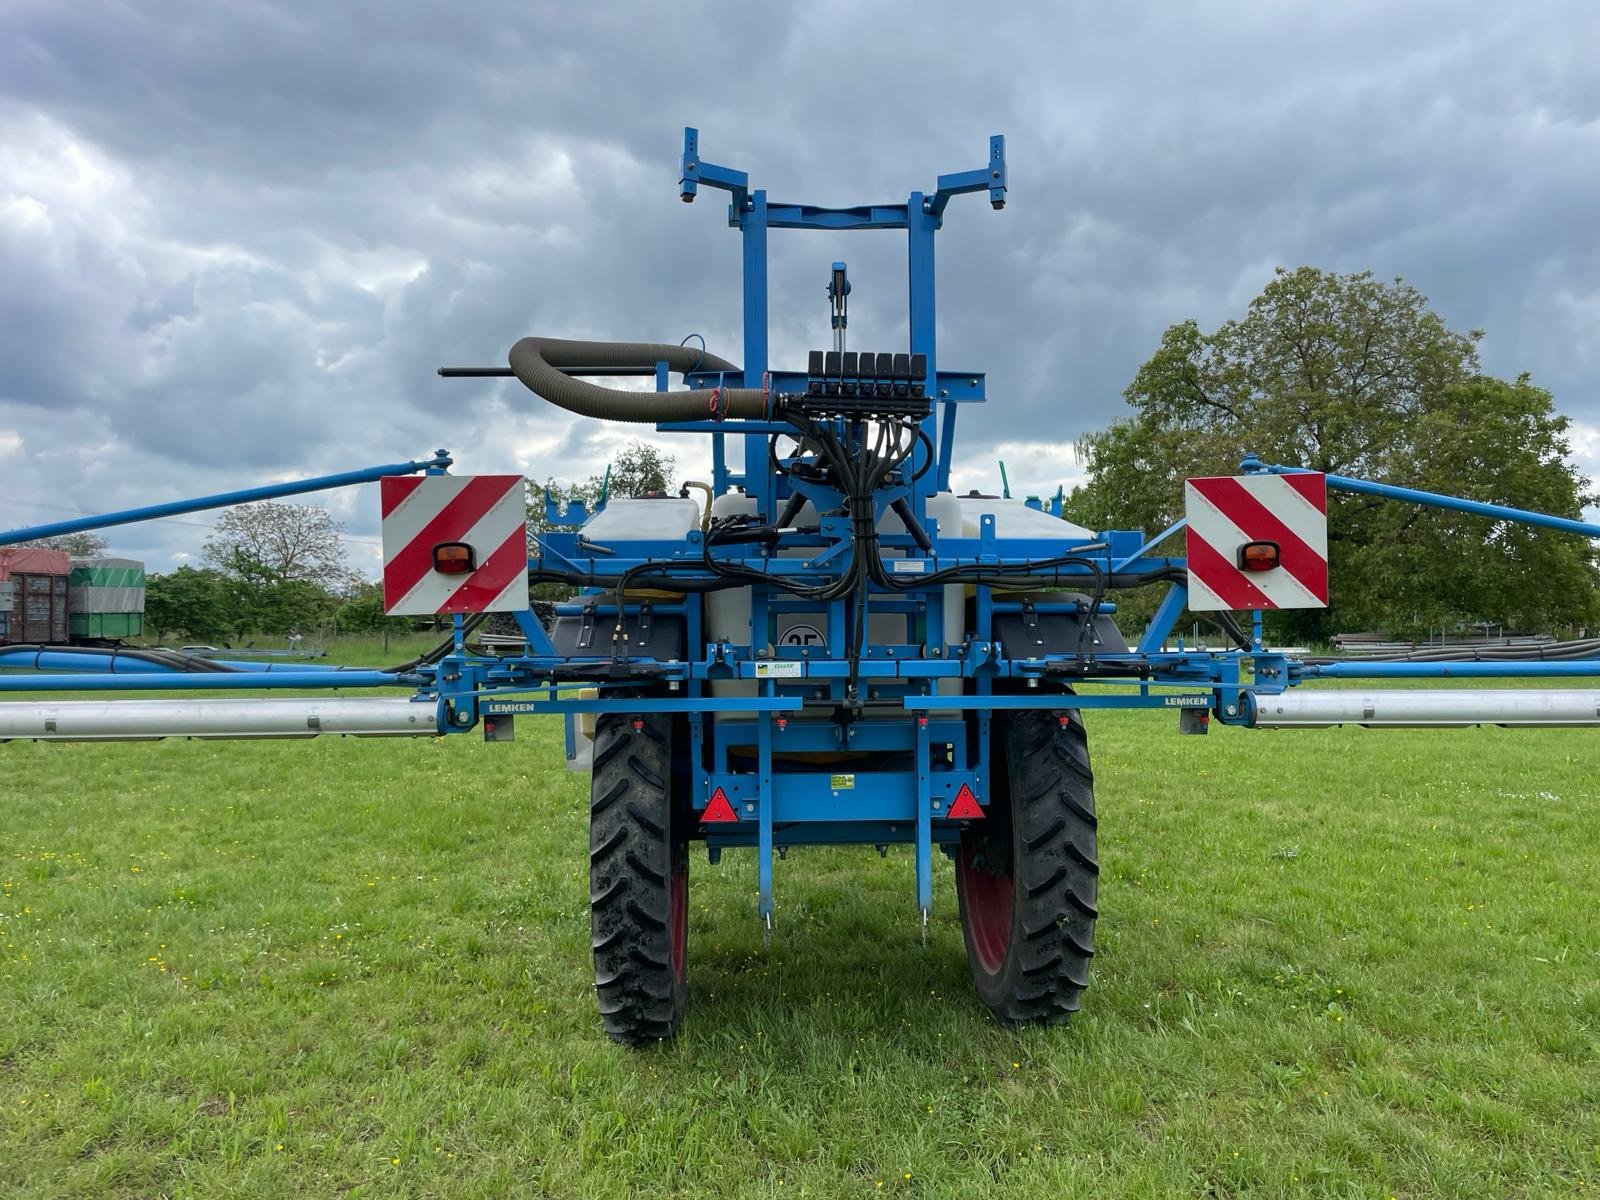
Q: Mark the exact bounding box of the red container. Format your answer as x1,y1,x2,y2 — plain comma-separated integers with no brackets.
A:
0,548,71,645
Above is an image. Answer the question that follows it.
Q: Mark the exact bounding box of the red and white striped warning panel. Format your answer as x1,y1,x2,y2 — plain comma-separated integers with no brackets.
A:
380,474,529,616
1184,473,1328,611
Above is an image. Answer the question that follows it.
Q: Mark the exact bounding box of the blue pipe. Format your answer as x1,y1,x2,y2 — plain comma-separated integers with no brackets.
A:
0,649,373,675
1311,661,1600,679
0,671,419,692
1244,457,1600,539
0,649,170,674
0,451,452,546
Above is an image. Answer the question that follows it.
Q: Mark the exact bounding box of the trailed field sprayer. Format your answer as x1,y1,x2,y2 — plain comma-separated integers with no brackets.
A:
4,130,1598,1044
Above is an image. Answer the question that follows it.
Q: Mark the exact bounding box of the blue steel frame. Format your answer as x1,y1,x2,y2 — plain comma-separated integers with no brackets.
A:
6,132,1598,926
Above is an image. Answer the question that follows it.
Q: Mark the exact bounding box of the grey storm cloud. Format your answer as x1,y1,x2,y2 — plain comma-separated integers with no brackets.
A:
2,0,1596,573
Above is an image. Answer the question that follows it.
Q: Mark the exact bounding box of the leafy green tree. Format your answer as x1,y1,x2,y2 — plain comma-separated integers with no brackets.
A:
144,566,234,641
593,441,676,500
202,502,357,592
335,581,410,633
217,556,337,637
1067,267,1598,638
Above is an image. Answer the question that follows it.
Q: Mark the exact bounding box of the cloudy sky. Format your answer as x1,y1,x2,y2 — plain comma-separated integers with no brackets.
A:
3,1,1596,575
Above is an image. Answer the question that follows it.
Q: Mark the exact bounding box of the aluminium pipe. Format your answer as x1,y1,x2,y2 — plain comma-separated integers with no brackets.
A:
1250,689,1600,728
0,671,417,692
0,697,439,741
508,337,769,423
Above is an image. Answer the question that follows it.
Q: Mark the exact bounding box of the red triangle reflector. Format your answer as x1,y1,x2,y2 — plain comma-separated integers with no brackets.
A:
949,784,983,820
701,787,739,824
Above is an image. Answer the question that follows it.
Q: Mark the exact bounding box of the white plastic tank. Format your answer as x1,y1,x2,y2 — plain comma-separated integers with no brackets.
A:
705,492,760,701
581,497,701,542
957,494,1094,540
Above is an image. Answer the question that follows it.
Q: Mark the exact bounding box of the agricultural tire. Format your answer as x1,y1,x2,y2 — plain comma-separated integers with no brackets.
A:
589,711,689,1044
954,706,1097,1024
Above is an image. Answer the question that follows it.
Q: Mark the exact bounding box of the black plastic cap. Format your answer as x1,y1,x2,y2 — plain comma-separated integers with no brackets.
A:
909,353,927,381
824,351,842,378
892,353,911,380
808,350,825,377
842,351,858,375
876,352,894,377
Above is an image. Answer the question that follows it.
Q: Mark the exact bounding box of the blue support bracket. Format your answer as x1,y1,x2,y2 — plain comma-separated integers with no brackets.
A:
678,127,748,214
927,135,1006,222
757,704,775,935
1137,584,1191,654
914,713,933,936
1113,517,1187,572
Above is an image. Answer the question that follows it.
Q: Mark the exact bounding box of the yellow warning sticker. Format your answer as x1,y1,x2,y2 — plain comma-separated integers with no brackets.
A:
830,773,855,790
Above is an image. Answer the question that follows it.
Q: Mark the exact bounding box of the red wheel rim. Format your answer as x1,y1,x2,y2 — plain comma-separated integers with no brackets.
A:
669,868,688,985
958,847,1014,975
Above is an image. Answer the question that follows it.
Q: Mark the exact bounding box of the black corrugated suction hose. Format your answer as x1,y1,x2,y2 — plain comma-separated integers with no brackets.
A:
508,337,769,422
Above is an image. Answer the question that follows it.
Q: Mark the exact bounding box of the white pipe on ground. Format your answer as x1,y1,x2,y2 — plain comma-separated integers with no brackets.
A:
1250,689,1600,728
0,697,439,741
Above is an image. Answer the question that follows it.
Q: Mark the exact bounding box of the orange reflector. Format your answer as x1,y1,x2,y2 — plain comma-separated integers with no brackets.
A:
1236,540,1280,572
701,787,739,824
948,784,983,820
432,541,476,575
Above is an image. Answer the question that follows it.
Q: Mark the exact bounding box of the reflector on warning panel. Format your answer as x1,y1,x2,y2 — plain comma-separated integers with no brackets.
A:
381,474,528,615
1184,473,1328,611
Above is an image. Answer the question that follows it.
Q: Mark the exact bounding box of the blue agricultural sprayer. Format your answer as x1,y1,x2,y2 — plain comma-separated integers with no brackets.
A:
4,130,1599,1044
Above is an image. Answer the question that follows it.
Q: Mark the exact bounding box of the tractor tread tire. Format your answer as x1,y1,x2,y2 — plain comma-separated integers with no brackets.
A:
958,708,1098,1026
589,712,686,1045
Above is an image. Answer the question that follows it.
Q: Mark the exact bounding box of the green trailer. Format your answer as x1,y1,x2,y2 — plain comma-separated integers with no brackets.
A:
67,557,145,642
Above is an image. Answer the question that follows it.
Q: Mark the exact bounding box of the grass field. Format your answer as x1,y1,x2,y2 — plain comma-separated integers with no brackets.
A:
2,651,1597,1197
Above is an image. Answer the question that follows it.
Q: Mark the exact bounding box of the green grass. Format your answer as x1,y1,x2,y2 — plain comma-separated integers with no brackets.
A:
2,667,1597,1196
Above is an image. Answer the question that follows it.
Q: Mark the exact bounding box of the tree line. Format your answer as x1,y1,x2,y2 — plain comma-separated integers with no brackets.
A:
1064,267,1598,639
142,503,399,641
141,441,679,640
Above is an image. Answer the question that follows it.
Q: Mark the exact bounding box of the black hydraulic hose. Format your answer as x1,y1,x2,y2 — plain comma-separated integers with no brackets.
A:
775,492,809,530
508,337,770,423
379,613,491,673
1206,611,1255,652
1302,637,1600,665
889,496,932,552
0,644,240,673
531,565,750,594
